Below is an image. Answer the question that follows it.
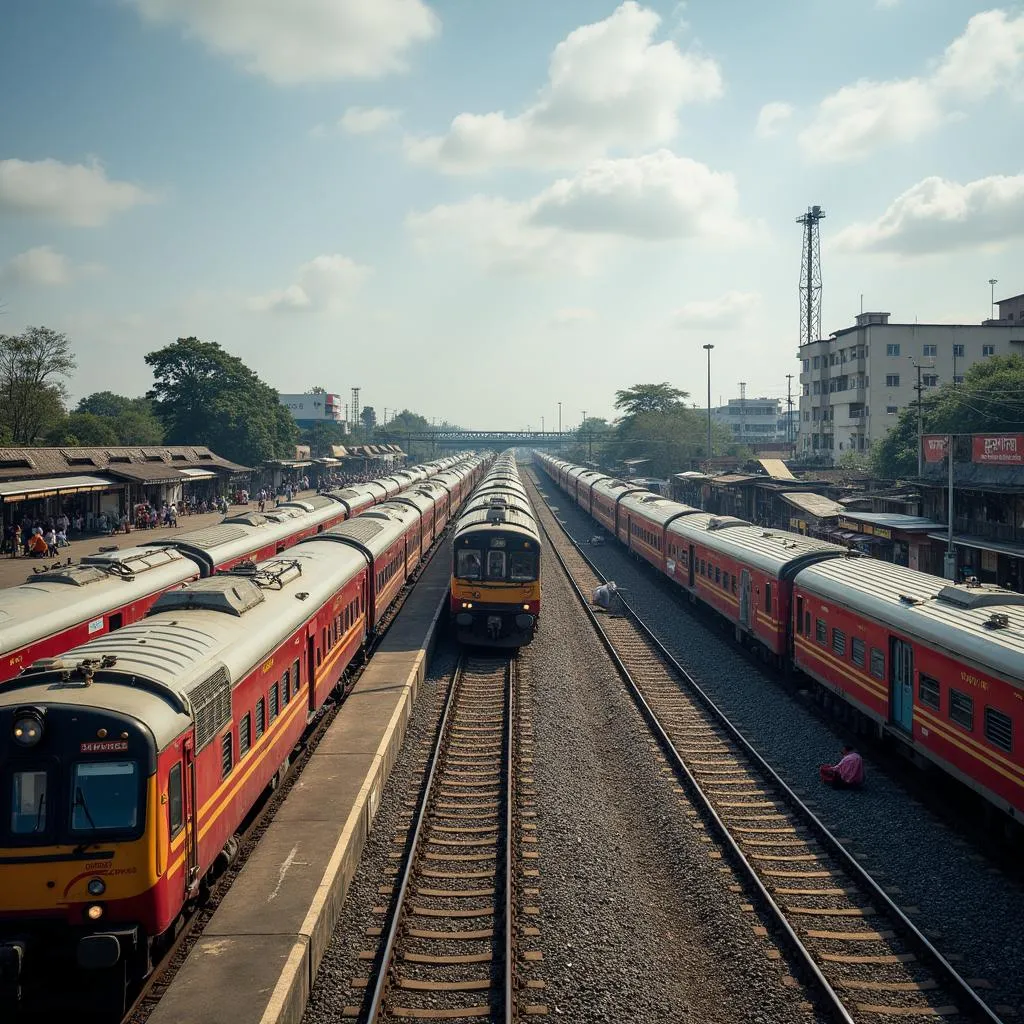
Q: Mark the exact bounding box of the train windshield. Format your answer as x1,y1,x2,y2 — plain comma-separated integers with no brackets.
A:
456,549,482,580
509,551,537,582
485,550,506,580
10,769,48,834
70,761,139,832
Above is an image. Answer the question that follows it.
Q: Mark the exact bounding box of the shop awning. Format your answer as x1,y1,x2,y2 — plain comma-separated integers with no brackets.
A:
179,468,217,480
0,474,121,503
926,532,1024,558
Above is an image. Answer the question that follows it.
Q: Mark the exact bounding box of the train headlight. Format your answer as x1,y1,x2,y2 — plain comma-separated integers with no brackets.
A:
88,878,106,897
86,904,104,921
12,711,43,748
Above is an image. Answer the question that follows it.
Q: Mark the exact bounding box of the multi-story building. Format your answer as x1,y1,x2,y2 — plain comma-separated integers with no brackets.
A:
797,311,1024,463
711,396,792,444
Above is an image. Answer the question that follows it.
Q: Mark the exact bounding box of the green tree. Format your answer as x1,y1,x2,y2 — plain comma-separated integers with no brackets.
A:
0,326,75,442
73,392,165,444
47,411,121,447
613,382,689,421
871,355,1024,478
616,406,735,476
76,391,133,418
145,337,297,465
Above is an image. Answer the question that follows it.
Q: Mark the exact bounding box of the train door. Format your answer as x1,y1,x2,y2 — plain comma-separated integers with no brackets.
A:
889,638,914,733
739,570,752,628
307,636,316,689
183,740,199,895
688,545,695,588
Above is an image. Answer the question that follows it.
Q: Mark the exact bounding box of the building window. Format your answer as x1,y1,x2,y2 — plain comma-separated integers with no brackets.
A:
812,356,821,369
952,344,965,357
953,375,964,384
803,359,810,372
886,406,898,415
984,707,1012,752
886,343,901,356
922,375,938,387
851,637,865,667
885,374,900,387
949,689,974,731
922,344,937,357
982,344,995,356
870,648,885,679
918,674,940,710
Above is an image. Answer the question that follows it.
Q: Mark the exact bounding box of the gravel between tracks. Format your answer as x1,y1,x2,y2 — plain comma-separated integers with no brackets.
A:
520,532,821,1024
303,638,460,1023
533,470,1024,1016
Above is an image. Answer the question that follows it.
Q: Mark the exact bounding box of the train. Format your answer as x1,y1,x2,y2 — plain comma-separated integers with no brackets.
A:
0,456,473,687
536,452,1024,826
0,455,489,1014
450,451,541,647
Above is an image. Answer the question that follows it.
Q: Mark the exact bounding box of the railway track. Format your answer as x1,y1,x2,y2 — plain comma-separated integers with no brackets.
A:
364,654,516,1023
526,471,1003,1024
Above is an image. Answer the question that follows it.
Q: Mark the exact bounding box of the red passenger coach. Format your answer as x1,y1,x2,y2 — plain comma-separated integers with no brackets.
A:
793,559,1024,818
590,478,645,536
616,490,698,573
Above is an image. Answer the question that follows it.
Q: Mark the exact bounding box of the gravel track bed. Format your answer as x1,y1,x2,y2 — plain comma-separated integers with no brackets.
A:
302,638,460,1023
522,531,823,1024
532,470,1024,1016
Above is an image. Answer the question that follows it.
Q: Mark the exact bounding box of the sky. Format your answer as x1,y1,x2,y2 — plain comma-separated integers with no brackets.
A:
1,0,1023,430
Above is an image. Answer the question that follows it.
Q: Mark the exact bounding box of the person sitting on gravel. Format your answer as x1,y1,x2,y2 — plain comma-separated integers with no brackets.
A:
820,745,864,790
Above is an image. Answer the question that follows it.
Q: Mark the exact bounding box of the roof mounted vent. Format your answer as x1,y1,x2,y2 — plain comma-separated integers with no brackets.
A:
898,594,921,606
487,507,506,525
707,516,748,532
936,585,1024,610
984,612,1010,630
151,577,266,616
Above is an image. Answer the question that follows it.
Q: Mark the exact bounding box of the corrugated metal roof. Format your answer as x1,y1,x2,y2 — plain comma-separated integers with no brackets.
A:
839,512,942,532
780,492,844,519
759,458,795,479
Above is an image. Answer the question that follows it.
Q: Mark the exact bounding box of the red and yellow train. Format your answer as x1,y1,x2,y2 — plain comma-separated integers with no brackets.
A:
538,453,1024,826
0,456,488,1012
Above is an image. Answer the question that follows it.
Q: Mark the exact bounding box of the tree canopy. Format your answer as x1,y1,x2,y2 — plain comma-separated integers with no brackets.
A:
871,354,1024,478
614,382,689,420
0,326,76,443
145,337,297,466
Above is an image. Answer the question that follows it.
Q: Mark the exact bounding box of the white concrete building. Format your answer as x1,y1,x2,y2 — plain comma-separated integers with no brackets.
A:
711,397,795,445
797,311,1024,463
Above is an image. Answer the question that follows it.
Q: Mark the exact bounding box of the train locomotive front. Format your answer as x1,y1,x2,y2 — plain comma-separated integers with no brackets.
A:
450,452,540,647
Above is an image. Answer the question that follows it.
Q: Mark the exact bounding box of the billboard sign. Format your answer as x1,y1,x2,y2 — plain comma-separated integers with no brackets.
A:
972,434,1024,465
278,393,342,422
922,435,948,463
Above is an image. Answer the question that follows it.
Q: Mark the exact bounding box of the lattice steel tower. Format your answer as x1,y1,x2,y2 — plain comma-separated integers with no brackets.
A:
797,205,825,347
351,387,360,430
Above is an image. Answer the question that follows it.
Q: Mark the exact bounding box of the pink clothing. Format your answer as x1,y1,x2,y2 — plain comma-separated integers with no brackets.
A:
834,751,864,786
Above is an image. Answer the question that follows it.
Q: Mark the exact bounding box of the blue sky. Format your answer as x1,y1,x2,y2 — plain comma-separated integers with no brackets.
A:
2,0,1022,429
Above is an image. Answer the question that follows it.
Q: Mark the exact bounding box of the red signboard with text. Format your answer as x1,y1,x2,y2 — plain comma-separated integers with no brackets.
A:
922,435,948,463
972,435,1024,465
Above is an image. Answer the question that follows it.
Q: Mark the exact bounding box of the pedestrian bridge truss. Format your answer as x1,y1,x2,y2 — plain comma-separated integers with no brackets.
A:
377,430,574,450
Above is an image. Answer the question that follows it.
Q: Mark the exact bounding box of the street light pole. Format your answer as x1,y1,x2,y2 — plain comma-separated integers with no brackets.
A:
558,401,562,436
702,344,714,465
989,278,998,321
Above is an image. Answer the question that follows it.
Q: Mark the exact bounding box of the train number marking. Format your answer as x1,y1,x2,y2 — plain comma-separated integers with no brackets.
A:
959,671,990,692
88,617,104,635
261,657,274,674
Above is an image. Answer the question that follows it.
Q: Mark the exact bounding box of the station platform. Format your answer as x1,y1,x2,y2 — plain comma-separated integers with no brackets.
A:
148,545,453,1024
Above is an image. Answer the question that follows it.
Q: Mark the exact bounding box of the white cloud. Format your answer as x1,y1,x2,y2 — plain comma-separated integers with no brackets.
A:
755,101,793,138
800,9,1024,162
550,307,598,328
340,106,401,134
126,0,439,84
247,254,371,313
407,150,751,275
832,173,1024,255
405,1,722,173
0,246,86,286
0,158,157,226
672,290,761,329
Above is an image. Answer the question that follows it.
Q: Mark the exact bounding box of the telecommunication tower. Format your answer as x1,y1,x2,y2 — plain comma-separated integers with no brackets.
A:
797,205,825,347
351,387,361,430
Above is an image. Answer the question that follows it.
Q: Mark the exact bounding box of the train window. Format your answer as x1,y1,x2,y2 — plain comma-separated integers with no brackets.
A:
715,567,721,584
294,659,301,692
256,698,266,739
984,707,1012,752
322,627,328,651
949,689,974,731
71,761,139,831
282,670,291,706
486,550,506,580
796,597,804,634
815,619,826,644
457,549,482,580
510,552,536,582
918,675,940,710
831,628,846,656
851,637,865,667
732,577,737,595
221,733,233,779
804,612,810,635
269,683,279,722
239,714,252,758
700,559,706,576
870,648,885,679
168,764,183,837
10,769,48,834
764,582,772,615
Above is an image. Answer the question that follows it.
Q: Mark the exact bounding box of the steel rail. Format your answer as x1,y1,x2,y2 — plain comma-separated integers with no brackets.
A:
530,473,1003,1024
504,658,516,1023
